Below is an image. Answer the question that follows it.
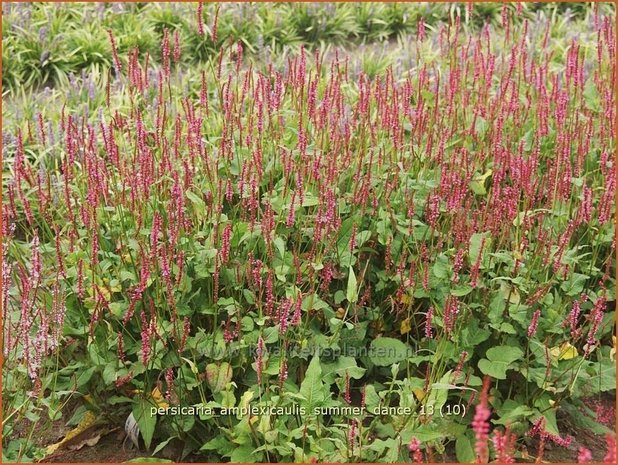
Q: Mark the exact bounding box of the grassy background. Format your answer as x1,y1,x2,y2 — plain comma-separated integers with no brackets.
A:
2,2,614,92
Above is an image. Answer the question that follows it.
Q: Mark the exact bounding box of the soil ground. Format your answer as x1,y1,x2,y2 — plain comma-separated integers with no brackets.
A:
27,392,614,463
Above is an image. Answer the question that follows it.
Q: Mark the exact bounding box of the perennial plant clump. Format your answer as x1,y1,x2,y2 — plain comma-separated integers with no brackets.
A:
2,2,616,463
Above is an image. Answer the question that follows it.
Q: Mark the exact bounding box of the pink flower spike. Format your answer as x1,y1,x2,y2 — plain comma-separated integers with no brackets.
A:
604,434,616,463
578,447,593,463
408,437,423,463
527,309,541,338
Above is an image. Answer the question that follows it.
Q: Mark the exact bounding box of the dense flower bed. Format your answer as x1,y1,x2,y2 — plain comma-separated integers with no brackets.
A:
2,3,615,463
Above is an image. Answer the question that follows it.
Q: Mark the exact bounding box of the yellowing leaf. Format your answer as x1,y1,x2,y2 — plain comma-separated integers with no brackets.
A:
476,168,493,183
97,287,111,302
151,387,169,409
46,410,97,455
508,288,520,305
550,342,578,360
611,336,616,362
470,169,493,195
239,390,254,418
412,388,426,401
205,362,233,394
400,318,412,335
549,347,560,358
400,294,412,305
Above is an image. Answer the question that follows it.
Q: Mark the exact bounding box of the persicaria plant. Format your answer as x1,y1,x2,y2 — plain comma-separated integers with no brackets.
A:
2,2,615,463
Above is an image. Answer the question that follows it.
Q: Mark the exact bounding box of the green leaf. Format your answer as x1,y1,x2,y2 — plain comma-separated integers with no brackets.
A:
301,192,319,207
273,236,286,259
478,346,523,380
494,400,535,426
363,385,381,410
426,371,452,413
185,190,205,216
109,301,128,318
346,266,358,303
401,425,444,443
133,398,157,450
323,356,366,384
469,168,492,196
451,285,473,297
560,273,588,297
456,433,475,463
76,366,96,388
299,355,325,412
433,257,449,279
475,118,488,137
356,230,372,248
201,435,234,452
369,337,410,366
469,232,491,266
263,326,279,344
152,437,175,456
532,397,560,436
337,218,355,255
220,390,236,409
583,79,600,111
461,321,490,346
470,180,486,195
230,445,256,463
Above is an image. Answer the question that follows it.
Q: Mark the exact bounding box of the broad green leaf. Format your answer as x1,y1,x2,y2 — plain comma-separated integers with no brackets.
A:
337,218,355,254
356,230,372,248
152,437,175,456
433,257,449,279
470,168,492,195
451,284,473,297
299,355,325,412
323,356,366,384
273,236,286,259
456,433,475,463
201,435,234,452
346,266,358,303
469,232,491,266
426,371,452,413
560,273,588,297
301,192,319,207
369,337,410,366
185,190,205,215
461,321,490,346
583,79,600,111
364,385,381,410
229,445,256,463
133,397,157,450
401,425,444,443
478,346,523,379
494,399,535,426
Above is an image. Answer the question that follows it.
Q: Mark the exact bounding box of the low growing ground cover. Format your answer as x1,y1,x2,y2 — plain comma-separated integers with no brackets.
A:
2,2,616,463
